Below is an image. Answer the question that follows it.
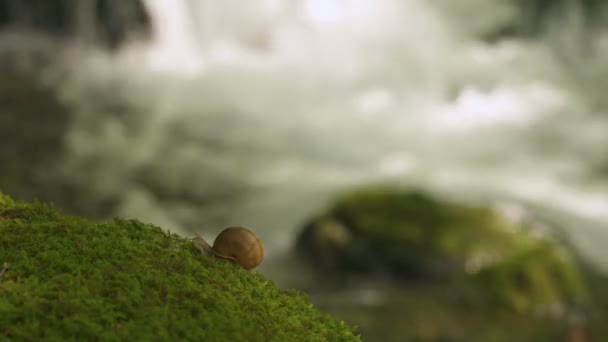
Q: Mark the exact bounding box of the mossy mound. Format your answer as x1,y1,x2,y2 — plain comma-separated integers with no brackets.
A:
0,192,360,341
296,187,588,313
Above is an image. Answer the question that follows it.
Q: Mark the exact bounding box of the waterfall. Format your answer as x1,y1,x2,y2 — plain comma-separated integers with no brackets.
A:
141,0,204,74
4,0,607,271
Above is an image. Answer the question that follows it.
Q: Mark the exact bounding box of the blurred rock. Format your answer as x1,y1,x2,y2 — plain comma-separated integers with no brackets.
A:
296,186,589,313
0,66,68,201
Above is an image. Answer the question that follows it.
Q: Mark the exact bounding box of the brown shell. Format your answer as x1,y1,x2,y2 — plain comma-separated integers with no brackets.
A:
212,226,264,270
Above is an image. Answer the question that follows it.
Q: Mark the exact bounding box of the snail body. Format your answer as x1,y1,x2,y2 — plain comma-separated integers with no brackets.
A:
193,226,264,270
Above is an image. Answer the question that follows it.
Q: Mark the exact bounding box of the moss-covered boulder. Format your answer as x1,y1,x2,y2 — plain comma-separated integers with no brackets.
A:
296,187,588,313
0,192,360,341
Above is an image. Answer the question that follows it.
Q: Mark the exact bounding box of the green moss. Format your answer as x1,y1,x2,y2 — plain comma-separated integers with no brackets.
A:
0,192,360,341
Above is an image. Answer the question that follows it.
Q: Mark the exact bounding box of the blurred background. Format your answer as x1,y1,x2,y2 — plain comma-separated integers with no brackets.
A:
1,0,607,340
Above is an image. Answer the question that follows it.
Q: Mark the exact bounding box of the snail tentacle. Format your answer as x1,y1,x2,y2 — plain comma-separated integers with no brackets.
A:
192,232,214,256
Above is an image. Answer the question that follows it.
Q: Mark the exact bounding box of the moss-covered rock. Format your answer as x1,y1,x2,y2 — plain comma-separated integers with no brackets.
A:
296,187,588,313
0,192,360,341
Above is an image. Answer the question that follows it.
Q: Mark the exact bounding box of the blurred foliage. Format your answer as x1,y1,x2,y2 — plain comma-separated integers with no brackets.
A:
0,192,360,341
0,66,70,206
0,0,149,48
0,66,124,219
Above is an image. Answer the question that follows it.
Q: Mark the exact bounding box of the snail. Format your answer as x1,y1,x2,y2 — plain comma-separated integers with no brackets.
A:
192,226,264,270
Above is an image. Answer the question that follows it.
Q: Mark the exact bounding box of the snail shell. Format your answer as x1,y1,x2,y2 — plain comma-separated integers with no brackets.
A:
193,227,264,270
212,227,264,270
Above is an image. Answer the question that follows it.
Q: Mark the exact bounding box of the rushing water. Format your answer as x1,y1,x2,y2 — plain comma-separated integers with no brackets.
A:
18,0,608,276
